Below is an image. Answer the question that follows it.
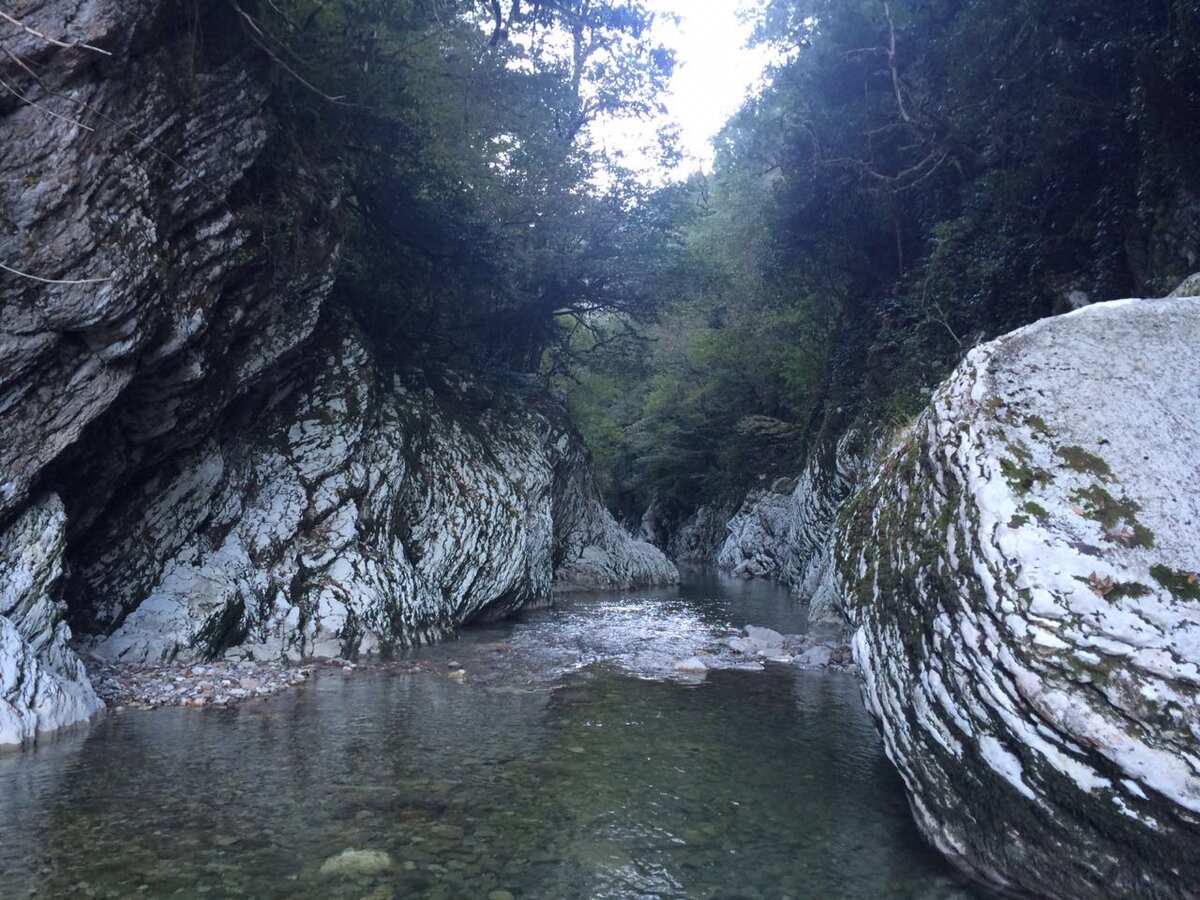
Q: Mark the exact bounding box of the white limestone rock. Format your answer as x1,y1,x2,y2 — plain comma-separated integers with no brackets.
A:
73,321,674,664
837,293,1200,898
0,495,102,748
714,431,867,624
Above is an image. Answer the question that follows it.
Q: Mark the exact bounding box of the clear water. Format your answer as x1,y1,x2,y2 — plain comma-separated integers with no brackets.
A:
0,571,987,899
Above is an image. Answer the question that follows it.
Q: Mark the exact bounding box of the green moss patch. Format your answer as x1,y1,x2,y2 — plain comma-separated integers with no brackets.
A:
1150,565,1200,601
1070,486,1156,548
1022,501,1050,520
1000,456,1052,494
1056,445,1113,479
1024,414,1051,436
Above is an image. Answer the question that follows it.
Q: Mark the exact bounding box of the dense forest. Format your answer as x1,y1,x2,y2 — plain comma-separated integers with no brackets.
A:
234,0,1198,530
561,0,1200,527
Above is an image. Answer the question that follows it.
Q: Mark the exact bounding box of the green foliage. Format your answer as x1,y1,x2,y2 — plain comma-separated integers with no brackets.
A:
565,0,1200,526
245,0,676,371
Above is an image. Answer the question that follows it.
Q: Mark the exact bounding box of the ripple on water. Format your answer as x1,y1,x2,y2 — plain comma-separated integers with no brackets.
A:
0,574,989,899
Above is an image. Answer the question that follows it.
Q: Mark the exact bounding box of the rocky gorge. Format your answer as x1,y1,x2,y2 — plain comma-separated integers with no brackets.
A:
0,0,675,749
3,2,1199,899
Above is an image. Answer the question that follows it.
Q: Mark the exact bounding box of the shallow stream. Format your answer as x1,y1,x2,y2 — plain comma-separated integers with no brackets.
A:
0,571,985,899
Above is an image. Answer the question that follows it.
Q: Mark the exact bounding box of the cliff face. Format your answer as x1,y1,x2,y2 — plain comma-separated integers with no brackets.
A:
710,429,867,624
0,2,673,747
0,495,103,747
837,293,1200,898
68,318,676,666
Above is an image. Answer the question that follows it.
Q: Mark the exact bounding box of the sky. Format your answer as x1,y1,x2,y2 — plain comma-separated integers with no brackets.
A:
589,0,780,182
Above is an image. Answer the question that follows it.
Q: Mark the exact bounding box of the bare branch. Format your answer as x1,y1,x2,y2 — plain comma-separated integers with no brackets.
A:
0,73,94,130
230,1,347,103
882,1,911,124
0,9,112,56
2,47,210,196
0,261,110,285
488,0,505,46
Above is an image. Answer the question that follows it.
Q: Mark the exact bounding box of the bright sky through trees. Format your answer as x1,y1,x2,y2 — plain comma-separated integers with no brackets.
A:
589,0,778,182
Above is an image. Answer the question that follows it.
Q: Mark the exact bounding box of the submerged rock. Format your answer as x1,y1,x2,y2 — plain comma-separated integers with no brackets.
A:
724,626,853,672
838,294,1200,898
318,848,392,877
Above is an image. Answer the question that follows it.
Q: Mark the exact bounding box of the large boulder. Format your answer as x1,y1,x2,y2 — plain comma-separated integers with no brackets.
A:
837,293,1200,898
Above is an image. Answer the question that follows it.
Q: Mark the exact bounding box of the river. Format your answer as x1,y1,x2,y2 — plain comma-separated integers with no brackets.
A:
0,570,986,899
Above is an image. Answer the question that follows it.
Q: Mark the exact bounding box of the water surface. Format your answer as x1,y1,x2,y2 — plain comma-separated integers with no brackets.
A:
0,571,984,899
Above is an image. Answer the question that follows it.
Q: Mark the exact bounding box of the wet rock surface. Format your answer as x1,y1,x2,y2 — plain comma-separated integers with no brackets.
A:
838,294,1200,899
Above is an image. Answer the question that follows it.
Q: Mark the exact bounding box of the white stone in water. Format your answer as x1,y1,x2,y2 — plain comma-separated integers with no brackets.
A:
673,656,708,673
744,626,785,647
793,646,833,669
318,849,392,877
727,637,758,655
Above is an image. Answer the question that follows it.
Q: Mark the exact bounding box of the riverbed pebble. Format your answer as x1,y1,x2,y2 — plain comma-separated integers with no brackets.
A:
82,656,313,709
724,626,856,673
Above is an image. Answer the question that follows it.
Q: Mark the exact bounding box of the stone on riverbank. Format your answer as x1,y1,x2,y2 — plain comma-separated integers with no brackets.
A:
838,292,1200,898
85,657,310,710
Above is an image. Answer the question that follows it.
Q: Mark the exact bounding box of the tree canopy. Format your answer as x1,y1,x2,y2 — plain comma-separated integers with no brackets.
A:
242,0,676,371
234,0,1199,526
561,0,1200,523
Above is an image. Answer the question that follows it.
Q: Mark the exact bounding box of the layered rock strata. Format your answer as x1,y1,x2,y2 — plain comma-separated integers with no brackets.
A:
715,430,865,623
70,319,675,664
0,495,103,747
0,2,674,746
837,294,1200,898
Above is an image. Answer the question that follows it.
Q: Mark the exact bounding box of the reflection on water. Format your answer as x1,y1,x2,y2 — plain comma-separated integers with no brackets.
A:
0,572,985,899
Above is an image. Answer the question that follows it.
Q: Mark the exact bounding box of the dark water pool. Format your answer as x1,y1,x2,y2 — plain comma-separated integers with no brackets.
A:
0,571,985,899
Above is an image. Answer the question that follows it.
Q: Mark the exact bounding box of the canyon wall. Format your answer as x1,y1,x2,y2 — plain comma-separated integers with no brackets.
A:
0,1,673,747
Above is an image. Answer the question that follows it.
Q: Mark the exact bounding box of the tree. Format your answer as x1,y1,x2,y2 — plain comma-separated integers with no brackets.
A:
563,0,1200,525
238,0,676,371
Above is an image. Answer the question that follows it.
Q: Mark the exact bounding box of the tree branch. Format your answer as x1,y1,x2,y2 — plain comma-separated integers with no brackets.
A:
0,261,110,285
0,10,112,56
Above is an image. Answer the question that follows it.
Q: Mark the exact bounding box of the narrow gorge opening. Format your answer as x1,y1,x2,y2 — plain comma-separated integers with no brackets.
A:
2,2,1198,898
